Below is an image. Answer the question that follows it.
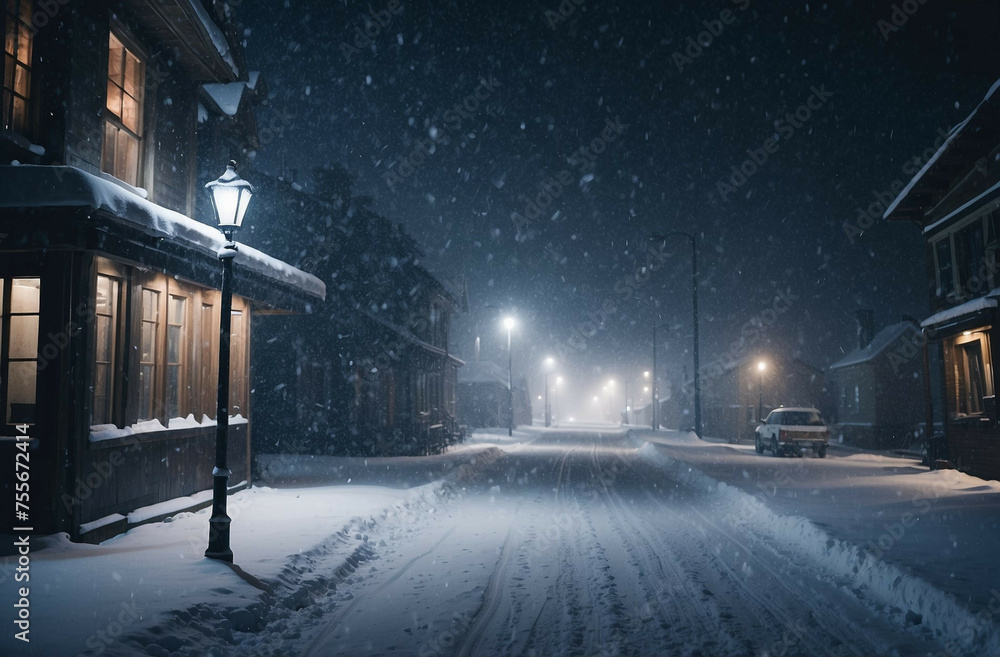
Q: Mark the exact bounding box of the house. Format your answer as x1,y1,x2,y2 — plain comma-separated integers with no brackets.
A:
457,361,509,429
662,355,833,441
242,171,465,457
0,0,324,541
829,320,925,448
884,77,1000,479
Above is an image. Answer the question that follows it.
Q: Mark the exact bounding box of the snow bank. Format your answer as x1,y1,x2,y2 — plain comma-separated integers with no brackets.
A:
634,439,1000,656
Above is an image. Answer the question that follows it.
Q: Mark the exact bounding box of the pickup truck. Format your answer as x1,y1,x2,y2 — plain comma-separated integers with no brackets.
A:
755,407,829,458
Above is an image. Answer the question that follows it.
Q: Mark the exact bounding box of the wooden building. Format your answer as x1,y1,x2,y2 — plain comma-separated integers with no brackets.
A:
0,0,323,540
829,320,925,448
662,355,833,441
885,77,1000,479
244,172,465,457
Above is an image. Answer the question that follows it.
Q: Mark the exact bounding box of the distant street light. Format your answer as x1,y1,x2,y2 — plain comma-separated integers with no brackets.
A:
757,360,767,423
652,232,702,437
504,317,516,436
204,161,254,563
543,357,557,427
554,376,564,425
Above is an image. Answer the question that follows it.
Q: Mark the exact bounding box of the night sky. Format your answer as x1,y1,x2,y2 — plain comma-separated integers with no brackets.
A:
238,0,1000,410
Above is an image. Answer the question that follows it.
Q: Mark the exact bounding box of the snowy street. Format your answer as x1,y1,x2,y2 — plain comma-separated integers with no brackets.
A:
4,426,1000,656
165,428,1000,656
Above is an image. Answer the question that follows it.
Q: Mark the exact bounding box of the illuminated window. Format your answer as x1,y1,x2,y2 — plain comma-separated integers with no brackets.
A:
138,288,159,420
93,275,121,425
3,0,32,134
2,278,40,425
166,295,187,418
102,32,144,186
952,331,994,416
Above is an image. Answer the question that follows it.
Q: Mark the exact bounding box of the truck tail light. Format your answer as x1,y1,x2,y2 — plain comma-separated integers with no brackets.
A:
779,429,787,440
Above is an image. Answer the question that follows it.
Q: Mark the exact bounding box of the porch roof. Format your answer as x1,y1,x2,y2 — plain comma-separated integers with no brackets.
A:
920,290,1000,332
0,165,325,306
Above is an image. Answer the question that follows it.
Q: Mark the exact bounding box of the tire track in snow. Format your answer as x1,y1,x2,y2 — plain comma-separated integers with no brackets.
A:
614,438,943,656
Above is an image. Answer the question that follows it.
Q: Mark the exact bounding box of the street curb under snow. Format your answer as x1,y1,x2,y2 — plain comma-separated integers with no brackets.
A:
108,447,506,656
630,433,1000,656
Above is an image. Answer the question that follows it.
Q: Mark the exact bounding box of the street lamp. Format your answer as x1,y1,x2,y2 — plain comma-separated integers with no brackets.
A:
624,371,650,426
652,232,701,438
543,357,557,428
554,376,563,425
757,360,767,424
204,161,254,563
504,316,516,436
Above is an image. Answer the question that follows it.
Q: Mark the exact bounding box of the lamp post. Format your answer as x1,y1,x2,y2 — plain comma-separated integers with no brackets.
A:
651,232,701,438
543,357,555,427
554,376,563,426
504,317,515,436
625,371,649,427
757,360,767,423
204,161,254,563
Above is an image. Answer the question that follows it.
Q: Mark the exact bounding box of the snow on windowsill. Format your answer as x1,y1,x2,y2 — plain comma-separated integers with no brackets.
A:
89,414,248,443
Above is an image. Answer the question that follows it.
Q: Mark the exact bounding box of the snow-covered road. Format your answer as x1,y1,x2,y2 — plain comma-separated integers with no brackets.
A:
237,428,949,657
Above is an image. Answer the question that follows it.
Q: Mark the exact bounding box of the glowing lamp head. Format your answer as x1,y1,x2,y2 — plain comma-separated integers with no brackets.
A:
503,317,515,331
206,161,254,234
757,361,767,372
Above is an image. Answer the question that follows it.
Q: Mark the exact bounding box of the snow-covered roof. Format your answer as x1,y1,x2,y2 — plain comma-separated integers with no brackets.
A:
829,321,918,370
921,289,1000,330
202,82,246,116
186,0,239,78
458,361,508,386
884,76,1000,221
0,165,325,301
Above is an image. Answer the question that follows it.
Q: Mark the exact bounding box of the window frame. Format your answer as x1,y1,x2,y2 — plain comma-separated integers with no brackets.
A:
0,276,41,428
102,25,148,188
3,0,34,137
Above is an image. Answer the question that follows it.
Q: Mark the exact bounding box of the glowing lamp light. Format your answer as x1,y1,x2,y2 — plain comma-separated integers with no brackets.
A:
206,161,254,234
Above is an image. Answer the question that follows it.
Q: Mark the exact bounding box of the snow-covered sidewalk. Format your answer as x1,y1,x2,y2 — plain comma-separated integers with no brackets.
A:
0,445,502,657
633,428,1000,650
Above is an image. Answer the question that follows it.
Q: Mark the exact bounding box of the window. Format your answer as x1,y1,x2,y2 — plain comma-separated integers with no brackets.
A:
3,0,32,134
229,309,246,416
1,278,40,425
935,238,955,299
138,288,159,421
102,32,145,186
199,302,216,419
854,385,860,409
93,275,121,425
957,220,986,293
166,295,186,418
959,340,987,415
